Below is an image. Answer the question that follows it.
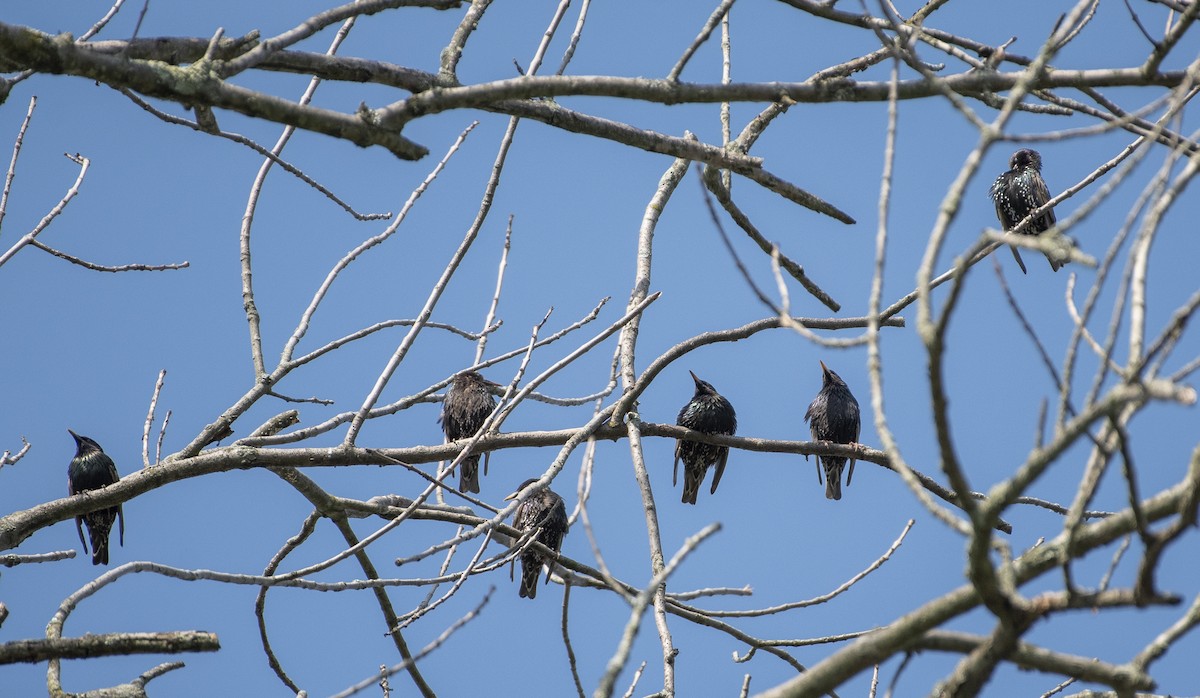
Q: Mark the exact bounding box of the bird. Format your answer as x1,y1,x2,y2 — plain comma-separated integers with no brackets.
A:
505,478,569,599
67,430,124,565
803,362,861,501
439,371,497,493
673,371,737,505
989,148,1064,273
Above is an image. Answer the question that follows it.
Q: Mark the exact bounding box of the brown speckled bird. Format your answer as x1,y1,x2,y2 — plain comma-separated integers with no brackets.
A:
440,371,497,493
803,362,861,501
67,430,125,565
990,148,1064,273
674,371,737,505
506,478,569,599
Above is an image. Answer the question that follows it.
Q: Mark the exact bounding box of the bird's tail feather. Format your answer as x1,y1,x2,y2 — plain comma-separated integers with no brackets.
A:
86,510,116,565
460,455,480,493
519,556,540,599
681,465,702,505
1010,246,1029,275
822,458,846,501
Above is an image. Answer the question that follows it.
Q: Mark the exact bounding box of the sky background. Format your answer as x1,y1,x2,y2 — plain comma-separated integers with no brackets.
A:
2,1,1199,696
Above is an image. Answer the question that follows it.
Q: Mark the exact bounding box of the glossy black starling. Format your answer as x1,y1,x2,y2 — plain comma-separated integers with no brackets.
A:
439,371,497,493
673,371,737,505
989,148,1063,273
67,430,124,565
804,362,861,501
505,478,569,599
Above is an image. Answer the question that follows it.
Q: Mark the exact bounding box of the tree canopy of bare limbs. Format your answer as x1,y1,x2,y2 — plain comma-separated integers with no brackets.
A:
1,1,1199,696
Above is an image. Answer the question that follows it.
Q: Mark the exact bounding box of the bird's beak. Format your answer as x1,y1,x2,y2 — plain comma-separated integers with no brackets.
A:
689,370,701,385
819,360,829,374
504,491,519,501
67,429,80,442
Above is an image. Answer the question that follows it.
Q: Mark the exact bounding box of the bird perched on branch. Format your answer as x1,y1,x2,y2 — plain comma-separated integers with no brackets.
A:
674,371,737,505
506,478,569,599
67,430,124,565
440,371,497,493
804,362,861,501
989,148,1064,273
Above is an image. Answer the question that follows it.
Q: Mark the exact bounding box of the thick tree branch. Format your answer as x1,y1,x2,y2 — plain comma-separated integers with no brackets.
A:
0,632,218,664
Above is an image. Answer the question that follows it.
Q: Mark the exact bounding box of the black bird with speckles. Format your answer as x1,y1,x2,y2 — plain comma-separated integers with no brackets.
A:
440,371,497,494
67,430,124,565
990,148,1064,273
506,478,569,599
674,371,737,505
804,362,861,501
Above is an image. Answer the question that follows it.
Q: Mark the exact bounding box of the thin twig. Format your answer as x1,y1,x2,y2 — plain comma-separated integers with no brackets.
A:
475,215,513,365
667,0,737,82
142,370,167,468
0,96,36,238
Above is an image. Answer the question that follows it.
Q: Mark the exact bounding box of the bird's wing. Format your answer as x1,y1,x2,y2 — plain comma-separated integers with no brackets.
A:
1032,174,1055,227
847,405,861,487
524,499,567,541
710,447,728,496
528,499,559,532
802,400,817,461
74,517,88,551
511,501,531,537
1009,245,1028,274
542,503,569,584
988,174,1005,203
992,196,1007,228
102,453,118,480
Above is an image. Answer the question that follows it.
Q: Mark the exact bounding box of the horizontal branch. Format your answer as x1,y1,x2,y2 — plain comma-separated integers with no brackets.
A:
373,69,1188,126
1,23,1187,165
30,239,189,272
0,420,1009,553
0,631,219,664
0,24,427,159
47,31,1185,116
910,630,1153,692
1,550,74,566
7,37,779,180
82,36,438,92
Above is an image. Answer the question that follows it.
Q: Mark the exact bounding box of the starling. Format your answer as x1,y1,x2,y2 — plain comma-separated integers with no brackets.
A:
505,478,569,599
989,148,1063,273
803,362,861,501
673,371,737,505
439,371,497,493
67,430,124,565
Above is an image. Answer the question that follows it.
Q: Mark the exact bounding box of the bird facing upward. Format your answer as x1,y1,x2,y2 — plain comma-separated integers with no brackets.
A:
804,362,861,501
989,148,1064,273
67,430,124,565
506,478,569,599
440,371,497,493
674,371,737,505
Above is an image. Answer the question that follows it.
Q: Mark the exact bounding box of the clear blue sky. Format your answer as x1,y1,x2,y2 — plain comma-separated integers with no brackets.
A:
2,2,1199,696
